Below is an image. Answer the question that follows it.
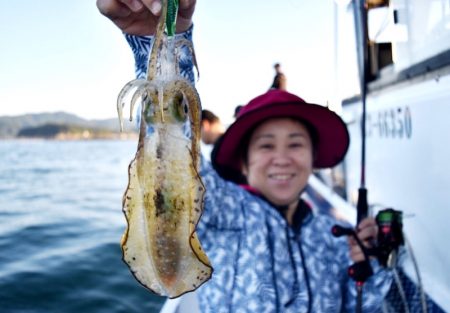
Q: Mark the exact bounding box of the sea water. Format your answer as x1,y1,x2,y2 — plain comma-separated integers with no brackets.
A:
0,140,165,313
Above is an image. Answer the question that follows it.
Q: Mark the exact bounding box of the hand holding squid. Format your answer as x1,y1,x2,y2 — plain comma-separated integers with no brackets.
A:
96,0,196,36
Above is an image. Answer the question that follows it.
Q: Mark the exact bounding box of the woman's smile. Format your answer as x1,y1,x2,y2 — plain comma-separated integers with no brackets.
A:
268,173,296,185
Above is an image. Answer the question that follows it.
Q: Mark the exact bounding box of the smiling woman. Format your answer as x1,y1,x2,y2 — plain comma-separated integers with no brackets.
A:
211,89,350,228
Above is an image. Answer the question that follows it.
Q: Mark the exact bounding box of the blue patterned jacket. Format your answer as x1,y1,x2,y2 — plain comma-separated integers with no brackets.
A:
124,28,391,313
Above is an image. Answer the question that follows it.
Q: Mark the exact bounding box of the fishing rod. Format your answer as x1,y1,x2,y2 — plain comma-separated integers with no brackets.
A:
351,1,373,311
333,1,372,312
347,2,405,312
353,0,369,226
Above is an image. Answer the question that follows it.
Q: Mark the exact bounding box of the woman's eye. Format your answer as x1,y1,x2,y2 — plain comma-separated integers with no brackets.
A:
259,144,273,150
256,143,270,149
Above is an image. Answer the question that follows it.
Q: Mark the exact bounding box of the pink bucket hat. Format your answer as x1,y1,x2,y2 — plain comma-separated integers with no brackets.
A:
212,89,349,180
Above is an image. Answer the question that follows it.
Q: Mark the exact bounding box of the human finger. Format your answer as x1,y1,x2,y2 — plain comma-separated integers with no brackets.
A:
357,217,376,231
348,236,367,262
97,0,131,18
140,0,163,16
356,218,378,242
178,0,196,21
140,0,196,19
179,0,196,11
350,246,366,262
119,0,145,12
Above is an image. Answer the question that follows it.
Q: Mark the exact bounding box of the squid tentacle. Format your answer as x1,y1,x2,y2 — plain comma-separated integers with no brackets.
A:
117,79,153,131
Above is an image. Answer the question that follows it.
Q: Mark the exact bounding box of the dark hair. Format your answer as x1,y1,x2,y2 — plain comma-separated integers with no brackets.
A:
201,109,220,123
211,135,247,184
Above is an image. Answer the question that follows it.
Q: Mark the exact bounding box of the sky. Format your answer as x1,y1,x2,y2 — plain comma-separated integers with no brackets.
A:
0,0,354,125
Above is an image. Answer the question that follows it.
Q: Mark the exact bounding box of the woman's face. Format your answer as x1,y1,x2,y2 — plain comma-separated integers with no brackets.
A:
242,118,313,207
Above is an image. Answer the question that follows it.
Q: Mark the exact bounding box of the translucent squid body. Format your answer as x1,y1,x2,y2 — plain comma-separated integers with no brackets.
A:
117,0,212,298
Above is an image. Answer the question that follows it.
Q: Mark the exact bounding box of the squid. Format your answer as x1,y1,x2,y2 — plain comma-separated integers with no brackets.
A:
117,0,212,298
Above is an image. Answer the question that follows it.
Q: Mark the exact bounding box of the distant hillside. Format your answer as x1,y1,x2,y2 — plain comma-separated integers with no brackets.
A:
17,123,72,138
0,112,137,138
16,123,135,140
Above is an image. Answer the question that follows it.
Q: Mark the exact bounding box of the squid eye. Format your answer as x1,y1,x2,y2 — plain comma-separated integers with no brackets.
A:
171,92,187,121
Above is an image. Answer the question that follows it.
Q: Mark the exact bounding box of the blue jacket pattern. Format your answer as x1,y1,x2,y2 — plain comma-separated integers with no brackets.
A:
124,28,392,313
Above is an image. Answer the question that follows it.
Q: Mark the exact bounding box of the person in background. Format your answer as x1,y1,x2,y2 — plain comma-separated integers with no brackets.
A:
97,1,393,312
233,105,243,119
201,109,225,145
270,62,287,91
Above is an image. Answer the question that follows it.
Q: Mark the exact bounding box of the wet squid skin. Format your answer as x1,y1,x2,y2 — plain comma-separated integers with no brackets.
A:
117,0,212,298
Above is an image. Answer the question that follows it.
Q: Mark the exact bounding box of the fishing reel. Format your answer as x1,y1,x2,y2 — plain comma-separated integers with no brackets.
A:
375,208,404,267
332,208,404,282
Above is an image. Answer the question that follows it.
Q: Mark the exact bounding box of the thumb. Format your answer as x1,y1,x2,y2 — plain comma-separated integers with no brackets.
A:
141,0,162,15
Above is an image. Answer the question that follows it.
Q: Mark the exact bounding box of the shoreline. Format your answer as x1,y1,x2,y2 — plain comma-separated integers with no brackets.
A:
0,133,138,141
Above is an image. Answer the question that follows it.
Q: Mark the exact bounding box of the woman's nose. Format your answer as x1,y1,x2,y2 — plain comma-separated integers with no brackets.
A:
272,148,291,166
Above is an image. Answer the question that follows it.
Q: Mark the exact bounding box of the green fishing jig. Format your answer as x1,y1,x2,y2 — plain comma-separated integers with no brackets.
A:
166,0,179,37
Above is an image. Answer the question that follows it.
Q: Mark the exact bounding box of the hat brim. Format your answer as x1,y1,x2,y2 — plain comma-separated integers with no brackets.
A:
214,102,349,178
